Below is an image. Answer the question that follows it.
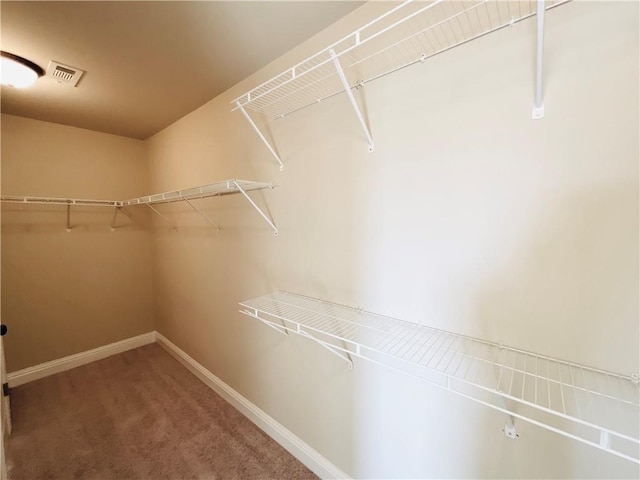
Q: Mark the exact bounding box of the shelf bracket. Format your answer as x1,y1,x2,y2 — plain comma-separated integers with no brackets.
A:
503,415,519,439
240,309,289,336
110,206,122,231
232,180,278,236
184,198,221,233
145,203,176,230
66,204,72,232
532,0,546,119
236,102,284,172
329,48,374,152
299,328,353,369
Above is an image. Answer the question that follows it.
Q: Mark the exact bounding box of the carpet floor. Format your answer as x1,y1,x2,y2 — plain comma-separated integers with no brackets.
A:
5,343,317,480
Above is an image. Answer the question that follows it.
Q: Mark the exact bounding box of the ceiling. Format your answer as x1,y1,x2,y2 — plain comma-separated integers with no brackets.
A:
1,1,363,139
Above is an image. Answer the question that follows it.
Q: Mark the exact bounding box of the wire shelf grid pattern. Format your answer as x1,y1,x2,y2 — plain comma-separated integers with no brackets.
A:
240,291,640,463
232,0,569,120
2,180,278,234
123,180,274,206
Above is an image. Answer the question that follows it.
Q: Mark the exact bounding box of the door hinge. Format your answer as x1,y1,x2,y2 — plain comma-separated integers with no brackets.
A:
3,382,9,397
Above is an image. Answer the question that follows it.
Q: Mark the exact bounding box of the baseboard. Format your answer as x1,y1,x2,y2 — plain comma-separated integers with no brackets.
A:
7,331,349,478
155,332,350,480
7,332,156,387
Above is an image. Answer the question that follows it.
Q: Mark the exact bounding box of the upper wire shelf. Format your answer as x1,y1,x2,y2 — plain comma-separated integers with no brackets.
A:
232,0,569,120
240,291,640,464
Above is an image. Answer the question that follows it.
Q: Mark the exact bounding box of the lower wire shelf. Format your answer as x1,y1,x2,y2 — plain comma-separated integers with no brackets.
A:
239,291,640,464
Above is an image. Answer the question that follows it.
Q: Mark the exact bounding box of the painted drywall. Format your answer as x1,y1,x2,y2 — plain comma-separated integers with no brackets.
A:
145,1,639,478
1,114,155,372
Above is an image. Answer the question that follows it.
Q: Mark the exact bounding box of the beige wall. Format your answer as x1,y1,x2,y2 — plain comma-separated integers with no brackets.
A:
147,1,638,478
1,0,637,478
1,114,155,371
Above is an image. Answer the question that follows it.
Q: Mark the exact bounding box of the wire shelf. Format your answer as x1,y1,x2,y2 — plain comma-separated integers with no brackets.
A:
2,180,278,234
122,179,275,206
0,195,123,207
232,0,569,120
240,291,640,463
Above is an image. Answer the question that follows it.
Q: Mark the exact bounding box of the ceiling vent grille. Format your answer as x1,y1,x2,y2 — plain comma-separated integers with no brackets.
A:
46,61,84,87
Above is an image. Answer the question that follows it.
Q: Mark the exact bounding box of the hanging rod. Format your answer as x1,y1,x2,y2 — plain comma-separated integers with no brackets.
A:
1,179,278,235
0,195,122,207
1,196,124,232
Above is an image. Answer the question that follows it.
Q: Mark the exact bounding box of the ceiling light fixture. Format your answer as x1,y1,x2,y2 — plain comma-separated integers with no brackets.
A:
1,51,44,88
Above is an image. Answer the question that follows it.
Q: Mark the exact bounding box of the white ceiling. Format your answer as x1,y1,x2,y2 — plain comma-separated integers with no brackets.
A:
1,1,363,139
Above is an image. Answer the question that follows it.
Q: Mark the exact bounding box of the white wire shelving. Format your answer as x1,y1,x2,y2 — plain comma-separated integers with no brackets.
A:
232,0,570,169
0,195,124,232
1,179,278,235
0,195,122,207
124,179,278,235
239,291,640,464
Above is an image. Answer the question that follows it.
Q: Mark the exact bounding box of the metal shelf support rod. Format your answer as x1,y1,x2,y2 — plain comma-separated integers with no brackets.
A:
66,204,72,232
299,329,353,369
110,206,121,231
184,198,221,233
532,0,546,119
232,180,278,236
146,203,172,224
330,49,375,152
240,309,289,336
236,102,284,171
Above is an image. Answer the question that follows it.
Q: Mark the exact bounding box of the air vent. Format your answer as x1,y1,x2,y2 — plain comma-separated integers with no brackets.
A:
46,61,84,87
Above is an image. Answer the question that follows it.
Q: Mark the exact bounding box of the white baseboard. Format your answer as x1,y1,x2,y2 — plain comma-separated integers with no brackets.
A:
7,332,156,387
6,331,348,479
155,332,350,480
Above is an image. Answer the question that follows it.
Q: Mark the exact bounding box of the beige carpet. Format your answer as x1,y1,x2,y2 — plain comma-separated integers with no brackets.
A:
6,343,317,480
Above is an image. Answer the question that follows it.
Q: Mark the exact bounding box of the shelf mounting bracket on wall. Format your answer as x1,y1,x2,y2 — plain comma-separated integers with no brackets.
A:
184,198,221,233
110,206,119,231
110,206,136,231
235,102,284,172
232,180,278,236
503,415,519,439
330,49,375,152
298,328,353,369
532,0,546,119
66,204,72,232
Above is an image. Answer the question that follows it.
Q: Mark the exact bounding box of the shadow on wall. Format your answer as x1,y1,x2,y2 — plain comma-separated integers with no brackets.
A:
476,182,639,375
472,181,638,477
1,204,152,234
346,182,638,478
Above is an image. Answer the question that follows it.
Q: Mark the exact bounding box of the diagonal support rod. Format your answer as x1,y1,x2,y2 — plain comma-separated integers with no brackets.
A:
184,198,221,233
299,328,353,369
110,206,121,231
240,309,289,336
145,203,176,230
232,180,278,236
330,48,374,152
236,102,284,172
532,0,545,119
